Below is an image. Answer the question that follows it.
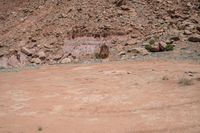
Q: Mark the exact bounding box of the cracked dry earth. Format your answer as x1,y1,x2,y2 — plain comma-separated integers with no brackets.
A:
0,60,200,133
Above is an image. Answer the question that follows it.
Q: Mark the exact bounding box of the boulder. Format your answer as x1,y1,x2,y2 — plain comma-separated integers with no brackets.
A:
0,57,8,69
61,58,72,64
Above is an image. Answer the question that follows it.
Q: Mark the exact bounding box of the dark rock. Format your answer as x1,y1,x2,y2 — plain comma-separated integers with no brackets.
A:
188,34,200,42
99,44,109,59
170,36,180,41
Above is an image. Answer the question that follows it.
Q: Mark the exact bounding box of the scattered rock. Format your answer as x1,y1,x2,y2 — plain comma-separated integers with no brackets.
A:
128,48,149,56
125,39,138,46
8,55,21,67
121,5,130,10
21,47,33,56
30,58,42,64
61,58,72,64
184,30,192,35
188,34,200,42
36,51,46,59
18,52,27,66
170,36,180,41
119,51,126,56
114,0,126,6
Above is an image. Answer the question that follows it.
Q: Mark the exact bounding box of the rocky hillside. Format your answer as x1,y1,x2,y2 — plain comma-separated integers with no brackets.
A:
0,0,200,68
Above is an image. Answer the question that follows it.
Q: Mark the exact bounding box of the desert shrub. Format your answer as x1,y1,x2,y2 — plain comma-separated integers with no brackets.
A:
165,44,174,51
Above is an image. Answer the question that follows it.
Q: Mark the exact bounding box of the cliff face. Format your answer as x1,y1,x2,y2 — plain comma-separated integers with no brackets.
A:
0,0,199,68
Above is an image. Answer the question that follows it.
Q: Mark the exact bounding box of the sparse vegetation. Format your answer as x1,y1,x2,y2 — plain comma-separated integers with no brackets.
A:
165,44,175,51
149,39,155,45
178,78,193,86
95,53,101,59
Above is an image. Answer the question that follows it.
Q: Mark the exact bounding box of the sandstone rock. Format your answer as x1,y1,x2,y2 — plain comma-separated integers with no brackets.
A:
19,52,27,66
188,34,200,42
125,39,138,46
119,51,126,56
0,57,8,69
36,51,46,59
61,58,72,64
159,41,167,48
184,30,192,35
8,55,21,67
21,47,33,56
30,58,42,64
128,48,149,56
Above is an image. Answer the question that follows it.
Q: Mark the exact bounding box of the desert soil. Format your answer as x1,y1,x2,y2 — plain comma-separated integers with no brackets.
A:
0,60,200,133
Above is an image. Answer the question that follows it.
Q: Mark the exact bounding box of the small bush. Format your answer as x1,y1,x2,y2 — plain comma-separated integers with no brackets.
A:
149,39,155,45
145,45,152,51
165,44,174,51
95,53,101,59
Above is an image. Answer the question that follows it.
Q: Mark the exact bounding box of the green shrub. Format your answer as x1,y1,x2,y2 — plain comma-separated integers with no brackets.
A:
165,44,174,51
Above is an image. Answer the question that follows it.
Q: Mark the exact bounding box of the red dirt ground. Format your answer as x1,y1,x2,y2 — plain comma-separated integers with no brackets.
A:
0,60,200,133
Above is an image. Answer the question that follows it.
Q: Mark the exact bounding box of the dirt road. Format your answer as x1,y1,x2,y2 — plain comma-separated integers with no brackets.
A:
0,60,200,133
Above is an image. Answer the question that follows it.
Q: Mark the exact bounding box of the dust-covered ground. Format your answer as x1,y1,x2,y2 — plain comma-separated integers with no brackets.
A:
0,0,200,68
0,60,200,133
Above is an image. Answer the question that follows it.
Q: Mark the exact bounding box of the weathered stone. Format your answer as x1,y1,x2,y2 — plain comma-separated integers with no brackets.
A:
36,51,46,59
119,51,126,56
188,34,200,42
184,30,192,35
121,5,130,10
21,47,33,56
170,36,180,41
128,47,149,56
30,58,42,64
8,55,21,67
61,58,72,64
